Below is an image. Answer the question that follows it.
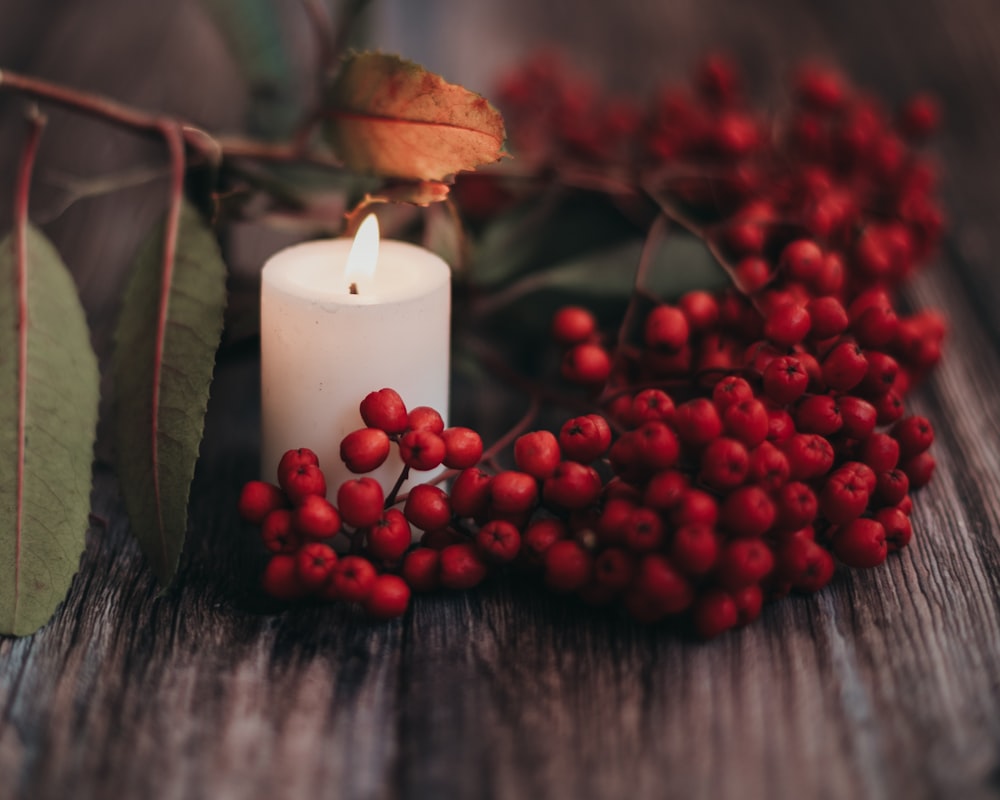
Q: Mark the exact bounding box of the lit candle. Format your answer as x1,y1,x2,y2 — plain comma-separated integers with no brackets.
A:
260,216,451,496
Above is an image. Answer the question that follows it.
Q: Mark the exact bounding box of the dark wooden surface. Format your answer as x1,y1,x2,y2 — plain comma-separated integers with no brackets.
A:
3,1,1000,798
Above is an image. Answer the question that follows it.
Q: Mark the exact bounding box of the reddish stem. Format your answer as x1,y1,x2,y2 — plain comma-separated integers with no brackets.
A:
11,108,46,625
148,122,186,571
384,464,411,508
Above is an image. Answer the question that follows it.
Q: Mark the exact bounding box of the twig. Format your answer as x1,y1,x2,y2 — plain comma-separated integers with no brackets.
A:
480,396,541,464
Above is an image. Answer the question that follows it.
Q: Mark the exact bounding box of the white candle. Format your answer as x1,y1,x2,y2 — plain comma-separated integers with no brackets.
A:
260,216,451,497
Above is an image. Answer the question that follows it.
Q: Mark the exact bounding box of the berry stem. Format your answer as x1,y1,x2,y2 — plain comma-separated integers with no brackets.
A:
384,464,411,508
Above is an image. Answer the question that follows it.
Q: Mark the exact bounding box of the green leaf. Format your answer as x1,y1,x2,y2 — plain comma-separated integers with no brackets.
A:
325,52,507,180
113,201,227,588
0,226,99,636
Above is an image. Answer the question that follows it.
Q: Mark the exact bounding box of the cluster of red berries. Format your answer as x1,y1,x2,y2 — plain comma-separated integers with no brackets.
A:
238,389,484,619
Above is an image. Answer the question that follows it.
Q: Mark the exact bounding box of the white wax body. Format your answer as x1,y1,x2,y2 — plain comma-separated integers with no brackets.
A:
260,238,450,496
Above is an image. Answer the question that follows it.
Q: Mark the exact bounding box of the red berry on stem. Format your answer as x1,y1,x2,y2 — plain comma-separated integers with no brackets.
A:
441,427,484,469
281,463,327,506
296,542,338,591
644,305,690,352
408,405,445,434
261,509,300,554
543,461,603,510
402,548,440,592
340,428,391,473
558,414,612,462
238,481,286,524
361,388,408,434
693,590,739,639
551,305,597,345
674,398,723,448
521,518,567,567
562,342,612,385
491,470,539,514
367,508,413,561
763,356,809,405
293,494,342,540
404,484,452,531
337,477,385,529
364,574,411,619
833,518,888,568
514,430,562,479
328,555,378,603
439,543,488,590
277,447,319,481
476,519,522,563
399,429,447,471
544,540,593,593
449,468,493,517
262,554,306,601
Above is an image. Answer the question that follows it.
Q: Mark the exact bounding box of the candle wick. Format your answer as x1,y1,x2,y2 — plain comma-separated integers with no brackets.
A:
349,282,359,295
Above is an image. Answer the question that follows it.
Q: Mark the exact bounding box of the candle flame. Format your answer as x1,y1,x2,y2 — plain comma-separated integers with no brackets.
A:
345,214,380,284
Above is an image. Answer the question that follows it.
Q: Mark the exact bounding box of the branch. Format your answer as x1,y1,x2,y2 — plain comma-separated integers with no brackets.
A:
0,68,345,172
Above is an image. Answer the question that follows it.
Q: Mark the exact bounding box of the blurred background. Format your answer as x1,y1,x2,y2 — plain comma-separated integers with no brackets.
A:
0,0,995,346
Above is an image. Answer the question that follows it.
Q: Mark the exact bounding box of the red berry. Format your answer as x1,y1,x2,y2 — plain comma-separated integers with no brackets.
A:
631,553,694,616
806,297,848,339
328,555,377,603
337,477,385,528
238,480,286,524
403,484,452,531
679,290,719,333
277,447,319,481
399,428,447,471
361,388,408,434
775,481,818,530
833,518,887,568
340,428,391,473
712,376,754,412
892,415,934,458
644,305,690,352
876,507,912,552
491,470,539,514
778,536,835,592
732,584,764,626
401,548,440,592
521,518,567,567
476,519,521,563
366,508,412,561
295,542,338,591
543,540,593,593
671,489,719,528
839,396,878,440
262,554,306,601
293,494,342,540
795,394,843,436
748,441,790,492
822,341,868,392
281,463,327,505
514,430,562,479
861,433,900,472
552,305,597,345
674,398,723,448
593,547,636,593
407,405,445,434
261,509,300,554
875,468,909,506
449,468,492,517
558,414,612,462
622,507,665,553
693,590,739,639
543,461,603,510
720,485,775,537
643,469,689,511
440,427,484,469
723,398,769,447
783,433,835,480
716,539,774,590
439,542,488,590
363,574,411,619
699,437,749,490
900,451,935,489
762,356,809,405
630,389,676,425
764,303,811,347
562,343,612,385
820,467,870,525
670,524,719,575
780,239,823,283
899,93,940,140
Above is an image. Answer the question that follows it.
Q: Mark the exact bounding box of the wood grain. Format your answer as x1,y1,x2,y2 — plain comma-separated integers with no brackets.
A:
3,0,1000,798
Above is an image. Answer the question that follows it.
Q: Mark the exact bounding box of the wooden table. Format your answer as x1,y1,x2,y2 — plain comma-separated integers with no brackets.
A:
2,1,1000,798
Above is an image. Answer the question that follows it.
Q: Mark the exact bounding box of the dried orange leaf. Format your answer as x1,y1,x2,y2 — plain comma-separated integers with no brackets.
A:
325,53,506,181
